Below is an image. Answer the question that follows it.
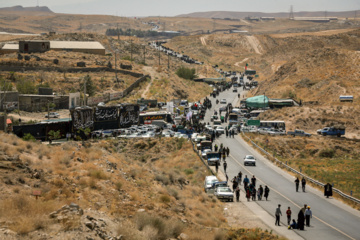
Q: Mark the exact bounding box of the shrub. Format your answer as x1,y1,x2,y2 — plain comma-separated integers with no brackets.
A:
184,168,194,175
88,169,108,180
175,66,197,80
23,133,36,142
319,148,335,158
160,195,171,203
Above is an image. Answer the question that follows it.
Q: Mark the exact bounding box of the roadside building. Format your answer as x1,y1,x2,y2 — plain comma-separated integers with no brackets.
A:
19,40,50,53
50,41,105,55
0,43,19,54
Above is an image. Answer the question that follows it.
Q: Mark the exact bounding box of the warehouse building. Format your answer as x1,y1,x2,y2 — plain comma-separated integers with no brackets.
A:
0,40,105,55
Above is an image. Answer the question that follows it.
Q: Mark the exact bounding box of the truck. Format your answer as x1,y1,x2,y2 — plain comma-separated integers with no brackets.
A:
317,126,345,137
287,129,311,137
206,152,221,166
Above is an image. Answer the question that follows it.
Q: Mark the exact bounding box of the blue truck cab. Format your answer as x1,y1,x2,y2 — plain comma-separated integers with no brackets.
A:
320,127,345,137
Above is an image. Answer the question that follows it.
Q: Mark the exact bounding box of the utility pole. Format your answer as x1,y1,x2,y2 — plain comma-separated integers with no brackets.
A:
117,23,119,41
143,45,146,64
289,5,294,20
159,47,161,65
114,50,118,82
168,54,170,69
84,76,87,106
47,101,50,121
130,39,133,62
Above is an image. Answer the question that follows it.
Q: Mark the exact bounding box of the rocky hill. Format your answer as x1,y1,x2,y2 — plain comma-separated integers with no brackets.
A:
177,10,358,19
0,133,283,240
0,5,53,13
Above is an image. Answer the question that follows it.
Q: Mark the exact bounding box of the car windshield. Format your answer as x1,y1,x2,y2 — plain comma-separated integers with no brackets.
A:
246,156,255,159
218,188,232,192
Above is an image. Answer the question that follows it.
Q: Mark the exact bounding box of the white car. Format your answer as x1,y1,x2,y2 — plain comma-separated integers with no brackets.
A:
191,133,199,140
201,148,212,159
244,155,256,166
220,99,227,104
45,112,60,118
142,132,156,138
214,187,234,202
216,126,225,134
204,175,218,193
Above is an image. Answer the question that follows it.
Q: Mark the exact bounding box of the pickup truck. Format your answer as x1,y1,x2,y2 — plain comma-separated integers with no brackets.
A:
317,127,345,137
287,129,311,137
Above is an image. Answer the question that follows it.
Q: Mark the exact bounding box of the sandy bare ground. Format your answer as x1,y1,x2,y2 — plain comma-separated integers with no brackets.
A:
246,35,262,54
234,58,249,67
200,36,207,46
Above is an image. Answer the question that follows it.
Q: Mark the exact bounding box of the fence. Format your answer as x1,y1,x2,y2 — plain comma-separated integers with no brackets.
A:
241,132,360,205
190,139,215,175
87,75,150,106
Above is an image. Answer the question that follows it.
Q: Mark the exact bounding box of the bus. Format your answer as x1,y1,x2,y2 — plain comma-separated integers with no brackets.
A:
228,113,239,125
259,121,286,131
139,111,173,124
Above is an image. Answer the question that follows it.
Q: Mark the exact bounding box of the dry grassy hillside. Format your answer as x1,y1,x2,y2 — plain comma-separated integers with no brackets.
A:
0,133,282,240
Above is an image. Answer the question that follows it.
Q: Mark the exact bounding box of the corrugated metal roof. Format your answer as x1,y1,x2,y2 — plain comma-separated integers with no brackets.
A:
50,41,105,50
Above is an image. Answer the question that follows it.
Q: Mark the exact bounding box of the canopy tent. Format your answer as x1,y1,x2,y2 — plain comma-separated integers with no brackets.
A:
246,95,269,109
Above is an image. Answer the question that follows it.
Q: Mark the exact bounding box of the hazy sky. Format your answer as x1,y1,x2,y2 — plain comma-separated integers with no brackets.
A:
1,0,359,16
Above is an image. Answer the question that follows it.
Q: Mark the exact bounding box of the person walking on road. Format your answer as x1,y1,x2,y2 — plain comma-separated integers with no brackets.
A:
231,176,238,192
243,175,249,187
226,129,229,138
264,185,270,201
286,207,292,225
257,187,261,200
305,206,312,227
222,152,226,162
238,171,243,185
226,147,230,157
245,186,251,201
251,175,257,188
214,144,218,152
259,185,264,200
235,186,240,202
302,177,306,192
223,160,227,173
275,204,282,226
295,177,300,192
215,161,219,173
324,183,333,198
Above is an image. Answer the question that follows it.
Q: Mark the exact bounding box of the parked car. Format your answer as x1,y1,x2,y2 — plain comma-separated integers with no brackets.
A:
244,155,256,166
233,88,238,93
268,129,286,136
287,129,311,137
201,148,212,159
207,181,228,194
214,187,234,202
45,112,60,118
204,176,218,193
101,130,113,138
216,126,225,134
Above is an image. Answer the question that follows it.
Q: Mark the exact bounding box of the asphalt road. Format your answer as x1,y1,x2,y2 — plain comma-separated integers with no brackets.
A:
203,79,360,240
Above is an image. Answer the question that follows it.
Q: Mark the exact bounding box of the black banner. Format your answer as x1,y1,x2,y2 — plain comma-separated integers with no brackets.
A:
94,106,118,122
119,104,139,127
71,108,94,130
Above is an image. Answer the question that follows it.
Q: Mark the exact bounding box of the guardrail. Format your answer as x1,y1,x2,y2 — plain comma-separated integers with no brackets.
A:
190,140,215,175
241,132,360,205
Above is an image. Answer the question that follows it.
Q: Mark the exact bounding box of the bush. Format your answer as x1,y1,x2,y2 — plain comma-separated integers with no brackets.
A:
23,133,36,142
319,148,335,158
184,168,194,175
136,213,183,240
175,66,197,80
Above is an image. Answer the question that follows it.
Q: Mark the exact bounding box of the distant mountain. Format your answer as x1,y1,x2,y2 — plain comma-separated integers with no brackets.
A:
0,5,53,13
176,10,358,19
